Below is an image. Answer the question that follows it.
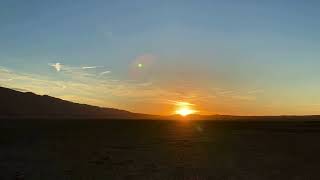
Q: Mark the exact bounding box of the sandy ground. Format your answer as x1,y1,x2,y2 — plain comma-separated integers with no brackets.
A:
1,119,320,180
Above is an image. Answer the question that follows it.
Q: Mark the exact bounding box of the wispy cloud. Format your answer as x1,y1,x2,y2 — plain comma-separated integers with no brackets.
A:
82,66,103,69
0,58,265,115
100,71,111,76
49,63,62,72
166,100,195,106
138,82,152,87
49,63,104,72
48,63,112,80
0,67,11,73
0,65,177,110
0,78,13,82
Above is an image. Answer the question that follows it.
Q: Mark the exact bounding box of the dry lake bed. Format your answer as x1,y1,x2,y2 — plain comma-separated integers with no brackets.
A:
1,119,320,179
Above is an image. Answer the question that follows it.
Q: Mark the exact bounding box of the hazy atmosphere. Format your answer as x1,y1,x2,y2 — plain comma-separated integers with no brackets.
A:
1,0,320,115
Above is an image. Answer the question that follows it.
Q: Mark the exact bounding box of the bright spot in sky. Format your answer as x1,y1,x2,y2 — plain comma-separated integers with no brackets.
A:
138,63,143,68
176,107,196,116
175,101,197,116
50,63,62,72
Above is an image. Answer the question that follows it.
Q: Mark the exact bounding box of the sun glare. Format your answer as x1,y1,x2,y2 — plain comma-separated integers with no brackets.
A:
175,102,197,117
176,108,195,116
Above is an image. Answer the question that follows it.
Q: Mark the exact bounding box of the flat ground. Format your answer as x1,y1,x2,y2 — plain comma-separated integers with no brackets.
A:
1,119,320,180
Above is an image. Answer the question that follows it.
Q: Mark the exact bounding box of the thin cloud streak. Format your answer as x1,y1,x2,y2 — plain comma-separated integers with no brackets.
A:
0,66,185,110
100,71,111,76
49,63,62,72
0,64,265,115
82,66,103,69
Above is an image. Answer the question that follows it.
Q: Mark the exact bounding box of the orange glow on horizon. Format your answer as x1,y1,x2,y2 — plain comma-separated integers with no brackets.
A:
175,101,198,117
176,108,196,116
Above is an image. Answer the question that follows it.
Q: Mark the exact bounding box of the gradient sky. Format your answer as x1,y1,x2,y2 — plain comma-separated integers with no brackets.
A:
1,0,320,115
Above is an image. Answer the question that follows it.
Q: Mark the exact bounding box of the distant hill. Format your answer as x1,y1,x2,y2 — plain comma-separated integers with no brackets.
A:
1,86,320,120
0,86,153,119
166,113,320,121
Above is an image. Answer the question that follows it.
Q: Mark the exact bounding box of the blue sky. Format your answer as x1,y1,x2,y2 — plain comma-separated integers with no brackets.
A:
1,0,320,115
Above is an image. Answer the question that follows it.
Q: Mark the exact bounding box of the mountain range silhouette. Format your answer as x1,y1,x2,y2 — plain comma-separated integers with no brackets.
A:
1,86,320,121
0,86,149,119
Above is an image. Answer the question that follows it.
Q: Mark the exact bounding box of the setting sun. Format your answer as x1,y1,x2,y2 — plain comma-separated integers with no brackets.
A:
176,107,196,116
174,101,198,116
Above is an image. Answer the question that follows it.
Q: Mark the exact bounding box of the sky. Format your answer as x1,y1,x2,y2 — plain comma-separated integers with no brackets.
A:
1,0,320,115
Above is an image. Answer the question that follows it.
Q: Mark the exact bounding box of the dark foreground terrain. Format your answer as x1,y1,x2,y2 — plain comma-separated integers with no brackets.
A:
1,119,320,180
